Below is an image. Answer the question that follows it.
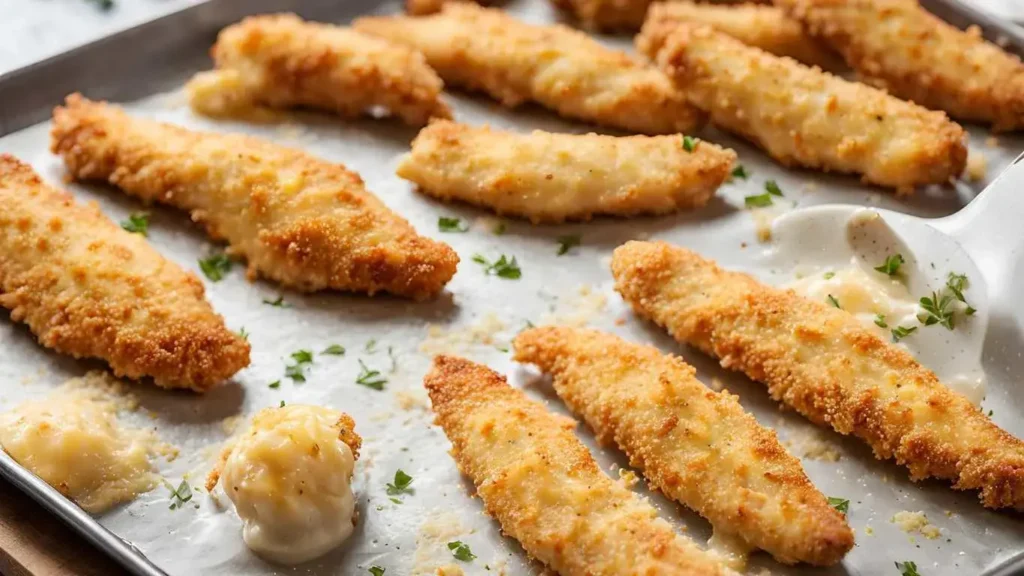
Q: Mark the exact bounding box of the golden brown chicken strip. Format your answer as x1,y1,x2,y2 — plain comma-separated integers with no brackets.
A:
405,0,501,15
776,0,1024,131
644,2,845,71
611,240,1024,511
424,355,737,576
353,4,704,135
0,155,249,392
637,22,967,192
50,95,458,300
188,13,450,126
513,326,853,566
397,120,734,223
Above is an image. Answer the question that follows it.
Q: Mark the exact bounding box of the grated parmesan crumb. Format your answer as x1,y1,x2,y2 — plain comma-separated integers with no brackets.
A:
783,427,842,462
396,389,430,411
412,510,471,575
892,511,941,539
709,378,725,392
419,313,507,356
538,285,608,327
965,152,987,182
618,468,639,488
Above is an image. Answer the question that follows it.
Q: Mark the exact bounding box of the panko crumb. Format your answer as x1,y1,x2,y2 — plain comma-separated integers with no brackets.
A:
413,510,471,575
419,313,507,355
618,468,639,488
538,284,608,327
965,152,987,182
783,427,842,462
865,526,874,536
221,415,244,435
435,566,464,576
709,377,725,392
396,389,430,411
892,511,941,539
751,208,779,243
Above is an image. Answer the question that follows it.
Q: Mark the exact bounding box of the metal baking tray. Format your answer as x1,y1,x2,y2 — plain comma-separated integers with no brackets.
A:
1,1,1023,575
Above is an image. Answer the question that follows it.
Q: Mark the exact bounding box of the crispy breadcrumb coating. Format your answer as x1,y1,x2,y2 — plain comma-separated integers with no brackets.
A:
0,155,249,392
50,95,459,300
405,0,500,15
513,326,854,566
776,0,1024,132
424,355,737,576
637,22,967,192
611,240,1024,511
190,13,450,126
643,2,845,71
397,120,735,223
353,4,704,135
550,0,769,31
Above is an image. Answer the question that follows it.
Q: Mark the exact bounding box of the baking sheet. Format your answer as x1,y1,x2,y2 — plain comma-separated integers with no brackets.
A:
1,0,1024,574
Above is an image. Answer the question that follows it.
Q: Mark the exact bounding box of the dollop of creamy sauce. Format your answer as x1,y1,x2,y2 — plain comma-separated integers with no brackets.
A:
0,373,158,513
787,258,987,406
219,404,360,565
788,257,919,340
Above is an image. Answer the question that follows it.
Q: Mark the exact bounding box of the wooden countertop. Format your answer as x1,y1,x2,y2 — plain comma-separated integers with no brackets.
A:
0,477,129,576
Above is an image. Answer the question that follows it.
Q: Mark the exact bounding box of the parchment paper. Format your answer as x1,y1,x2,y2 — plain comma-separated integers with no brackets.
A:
1,1,1023,574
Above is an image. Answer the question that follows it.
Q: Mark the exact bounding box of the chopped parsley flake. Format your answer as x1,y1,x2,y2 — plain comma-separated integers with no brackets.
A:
891,325,917,342
268,380,280,389
285,363,307,383
946,272,969,302
120,212,149,236
472,254,522,279
280,400,286,407
237,327,249,340
682,135,697,152
556,235,581,256
198,253,232,282
167,480,193,510
447,541,476,562
263,295,289,307
291,350,314,364
438,217,469,233
493,222,506,235
765,180,784,197
365,339,378,354
321,344,346,356
827,294,840,308
386,469,414,496
824,271,835,280
827,496,849,514
731,165,750,180
744,193,773,208
874,254,905,276
369,567,386,576
356,360,387,390
874,314,888,328
895,560,920,576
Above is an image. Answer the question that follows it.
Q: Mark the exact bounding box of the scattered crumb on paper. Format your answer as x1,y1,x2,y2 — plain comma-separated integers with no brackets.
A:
892,511,941,539
413,510,471,575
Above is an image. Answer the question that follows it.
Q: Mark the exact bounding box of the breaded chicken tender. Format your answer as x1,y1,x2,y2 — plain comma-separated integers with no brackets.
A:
551,0,767,31
353,4,704,135
611,241,1024,511
644,2,845,71
50,95,459,300
0,155,249,392
513,326,854,566
405,0,499,15
637,22,967,192
397,120,735,223
776,0,1024,132
424,355,737,576
189,14,451,126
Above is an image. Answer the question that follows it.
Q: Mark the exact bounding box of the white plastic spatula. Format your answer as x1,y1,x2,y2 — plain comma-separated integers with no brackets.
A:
763,152,1024,405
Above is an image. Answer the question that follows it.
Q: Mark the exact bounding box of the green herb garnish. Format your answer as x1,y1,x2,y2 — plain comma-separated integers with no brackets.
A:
824,271,835,280
237,327,249,340
386,470,414,496
827,294,840,308
447,541,476,562
895,561,920,576
919,291,956,330
167,480,192,510
874,254,905,276
198,253,232,282
369,567,386,576
356,360,387,390
120,212,149,236
556,235,581,256
891,325,917,342
765,180,784,197
731,165,749,180
322,344,346,356
438,217,469,233
291,350,313,364
874,314,888,328
827,496,849,514
472,254,522,279
268,380,280,389
285,363,307,383
365,339,378,354
744,193,773,208
263,295,289,307
86,0,115,11
682,135,697,152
